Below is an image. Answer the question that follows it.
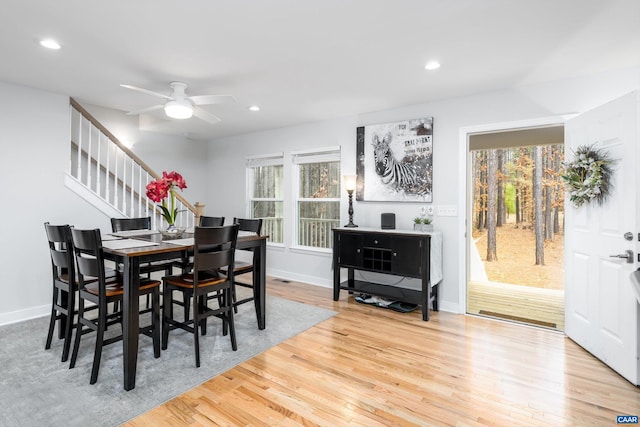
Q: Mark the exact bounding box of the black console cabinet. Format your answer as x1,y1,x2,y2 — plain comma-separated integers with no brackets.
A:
332,227,438,321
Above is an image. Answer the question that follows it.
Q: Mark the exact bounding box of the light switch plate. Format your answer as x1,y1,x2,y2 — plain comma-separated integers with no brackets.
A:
436,205,457,216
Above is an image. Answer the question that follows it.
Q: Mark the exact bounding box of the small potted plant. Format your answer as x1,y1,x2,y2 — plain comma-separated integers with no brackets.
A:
413,216,433,232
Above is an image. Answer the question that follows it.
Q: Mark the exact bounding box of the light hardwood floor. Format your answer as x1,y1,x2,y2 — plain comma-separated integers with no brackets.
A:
124,278,639,426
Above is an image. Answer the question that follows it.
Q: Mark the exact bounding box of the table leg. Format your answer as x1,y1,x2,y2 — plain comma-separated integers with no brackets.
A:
123,257,140,391
333,262,340,301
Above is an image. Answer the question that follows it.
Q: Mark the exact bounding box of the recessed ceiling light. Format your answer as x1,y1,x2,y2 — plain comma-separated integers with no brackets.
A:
40,39,61,50
424,61,440,71
249,105,260,112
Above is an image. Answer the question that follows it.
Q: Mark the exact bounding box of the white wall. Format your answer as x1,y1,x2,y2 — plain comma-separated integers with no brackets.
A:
0,82,112,324
206,67,640,313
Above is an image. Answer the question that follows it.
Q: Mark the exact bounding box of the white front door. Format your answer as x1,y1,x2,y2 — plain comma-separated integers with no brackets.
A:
564,91,639,385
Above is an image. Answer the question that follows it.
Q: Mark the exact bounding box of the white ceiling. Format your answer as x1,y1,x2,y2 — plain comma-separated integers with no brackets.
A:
1,0,639,140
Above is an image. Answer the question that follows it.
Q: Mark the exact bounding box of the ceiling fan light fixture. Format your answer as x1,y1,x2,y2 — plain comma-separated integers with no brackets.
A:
424,60,441,71
39,39,61,50
164,100,193,119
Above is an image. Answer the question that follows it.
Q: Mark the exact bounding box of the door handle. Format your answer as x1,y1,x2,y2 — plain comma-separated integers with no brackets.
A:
609,249,634,263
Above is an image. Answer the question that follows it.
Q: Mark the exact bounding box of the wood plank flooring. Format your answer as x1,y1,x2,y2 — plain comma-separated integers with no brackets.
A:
467,280,565,330
124,278,639,426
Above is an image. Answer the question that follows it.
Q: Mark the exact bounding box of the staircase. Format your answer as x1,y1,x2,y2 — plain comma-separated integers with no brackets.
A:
66,99,202,229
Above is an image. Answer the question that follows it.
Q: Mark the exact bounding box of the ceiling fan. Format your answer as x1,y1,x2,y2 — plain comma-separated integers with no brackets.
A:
120,81,237,124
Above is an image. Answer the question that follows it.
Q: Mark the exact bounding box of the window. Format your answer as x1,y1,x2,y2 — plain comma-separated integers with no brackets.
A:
246,154,284,244
292,147,341,249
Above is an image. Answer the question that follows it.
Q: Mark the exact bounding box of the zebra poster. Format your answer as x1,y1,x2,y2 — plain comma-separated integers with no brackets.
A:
356,117,433,202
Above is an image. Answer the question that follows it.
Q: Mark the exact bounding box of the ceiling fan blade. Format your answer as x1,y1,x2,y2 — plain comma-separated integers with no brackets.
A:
120,84,174,100
125,104,164,116
188,94,237,106
192,106,221,124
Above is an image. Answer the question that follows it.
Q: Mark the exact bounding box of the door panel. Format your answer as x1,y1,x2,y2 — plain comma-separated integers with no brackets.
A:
564,91,639,385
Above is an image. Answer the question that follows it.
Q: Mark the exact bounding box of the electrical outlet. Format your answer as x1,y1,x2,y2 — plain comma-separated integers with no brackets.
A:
436,205,457,216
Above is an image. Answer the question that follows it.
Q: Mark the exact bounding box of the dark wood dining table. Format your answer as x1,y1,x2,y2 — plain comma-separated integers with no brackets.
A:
102,230,268,391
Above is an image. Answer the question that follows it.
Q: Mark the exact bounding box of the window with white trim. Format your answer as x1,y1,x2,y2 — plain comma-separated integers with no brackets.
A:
292,147,341,250
246,153,284,244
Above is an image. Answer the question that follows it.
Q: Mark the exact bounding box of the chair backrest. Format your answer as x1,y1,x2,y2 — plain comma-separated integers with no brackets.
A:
44,222,74,284
199,216,225,227
233,218,262,235
111,217,151,232
192,225,239,284
70,228,110,297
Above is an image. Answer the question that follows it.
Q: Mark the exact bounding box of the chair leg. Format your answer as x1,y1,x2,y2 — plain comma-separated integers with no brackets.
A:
152,288,161,358
184,294,191,322
199,295,207,336
69,301,84,369
45,305,57,351
226,288,237,351
90,308,106,385
232,281,238,313
221,290,229,337
61,295,75,363
193,294,201,368
162,286,171,351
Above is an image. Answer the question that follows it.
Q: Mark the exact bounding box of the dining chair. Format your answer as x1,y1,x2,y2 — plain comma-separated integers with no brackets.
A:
111,216,174,307
69,228,161,384
173,215,225,273
44,222,89,363
162,224,239,367
110,216,152,232
199,215,225,227
221,218,263,313
172,215,226,320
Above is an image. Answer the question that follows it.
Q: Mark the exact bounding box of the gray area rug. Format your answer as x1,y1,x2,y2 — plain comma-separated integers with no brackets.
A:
0,294,336,427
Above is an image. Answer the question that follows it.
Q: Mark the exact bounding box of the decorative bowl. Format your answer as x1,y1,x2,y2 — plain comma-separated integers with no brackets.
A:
159,227,186,240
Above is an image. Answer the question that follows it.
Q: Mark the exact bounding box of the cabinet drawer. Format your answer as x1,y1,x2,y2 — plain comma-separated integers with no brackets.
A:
363,234,391,248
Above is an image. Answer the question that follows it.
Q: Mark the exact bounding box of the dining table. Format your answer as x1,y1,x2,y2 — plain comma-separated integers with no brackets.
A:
101,229,268,391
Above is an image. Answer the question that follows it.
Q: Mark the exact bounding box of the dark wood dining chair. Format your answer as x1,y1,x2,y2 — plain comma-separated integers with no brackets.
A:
111,216,174,307
172,215,226,320
222,218,263,313
173,215,225,273
69,228,161,384
44,222,88,363
110,216,152,232
199,215,225,227
162,224,239,367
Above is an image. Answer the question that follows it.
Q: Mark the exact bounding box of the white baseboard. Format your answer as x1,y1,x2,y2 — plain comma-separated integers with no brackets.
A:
437,300,460,314
0,304,49,327
267,268,332,288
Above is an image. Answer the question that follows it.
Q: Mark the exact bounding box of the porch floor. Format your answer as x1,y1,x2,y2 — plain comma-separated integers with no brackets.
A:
467,280,565,331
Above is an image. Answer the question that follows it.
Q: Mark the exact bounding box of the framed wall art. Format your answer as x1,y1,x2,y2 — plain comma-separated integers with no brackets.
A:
356,117,433,202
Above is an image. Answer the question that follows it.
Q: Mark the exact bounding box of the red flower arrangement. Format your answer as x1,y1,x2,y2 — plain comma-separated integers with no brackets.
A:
145,171,187,226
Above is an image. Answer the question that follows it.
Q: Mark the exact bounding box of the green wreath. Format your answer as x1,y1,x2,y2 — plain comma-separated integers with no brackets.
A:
561,144,614,208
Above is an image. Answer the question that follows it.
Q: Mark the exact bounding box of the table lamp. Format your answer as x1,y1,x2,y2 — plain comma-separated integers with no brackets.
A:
343,175,358,228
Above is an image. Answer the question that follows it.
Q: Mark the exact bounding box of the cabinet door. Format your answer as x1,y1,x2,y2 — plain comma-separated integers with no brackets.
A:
391,236,423,277
338,232,363,267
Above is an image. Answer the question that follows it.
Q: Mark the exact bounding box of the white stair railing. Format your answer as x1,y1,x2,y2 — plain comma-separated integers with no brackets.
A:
68,99,202,229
